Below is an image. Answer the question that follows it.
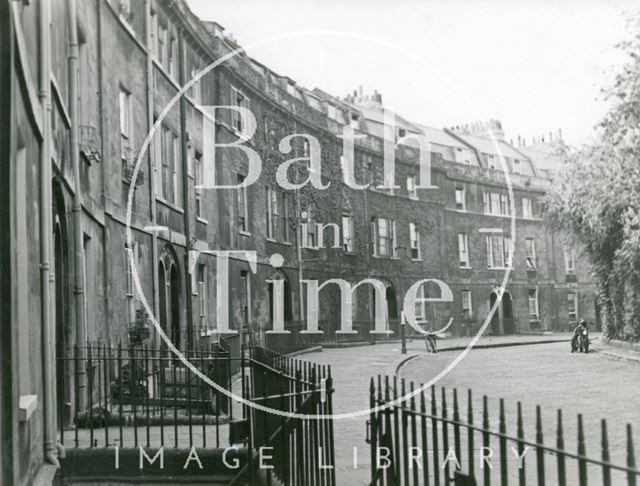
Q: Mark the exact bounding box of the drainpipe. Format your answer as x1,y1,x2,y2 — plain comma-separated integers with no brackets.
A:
295,187,305,326
39,0,60,468
145,0,160,348
178,31,194,350
67,0,87,412
362,171,373,343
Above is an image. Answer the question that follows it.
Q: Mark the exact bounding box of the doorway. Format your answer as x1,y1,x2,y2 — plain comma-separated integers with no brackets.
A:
502,292,514,334
52,180,72,428
158,246,181,350
54,222,71,427
490,292,499,334
169,264,181,348
158,261,167,346
489,290,515,335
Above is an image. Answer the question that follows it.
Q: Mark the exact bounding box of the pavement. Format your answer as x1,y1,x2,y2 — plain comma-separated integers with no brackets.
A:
598,337,640,362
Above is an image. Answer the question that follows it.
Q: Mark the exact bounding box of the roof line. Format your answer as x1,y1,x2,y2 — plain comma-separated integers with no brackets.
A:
443,128,485,168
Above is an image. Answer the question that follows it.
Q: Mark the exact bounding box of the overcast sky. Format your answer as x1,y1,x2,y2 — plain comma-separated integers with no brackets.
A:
188,0,634,146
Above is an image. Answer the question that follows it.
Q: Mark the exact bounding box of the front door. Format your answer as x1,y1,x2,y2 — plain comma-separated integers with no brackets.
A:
502,292,515,334
490,292,500,334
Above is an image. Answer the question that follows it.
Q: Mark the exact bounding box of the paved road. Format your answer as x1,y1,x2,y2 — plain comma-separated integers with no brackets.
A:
400,340,640,485
304,336,640,485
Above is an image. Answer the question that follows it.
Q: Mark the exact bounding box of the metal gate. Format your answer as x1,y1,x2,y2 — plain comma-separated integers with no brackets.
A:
367,375,639,486
231,346,337,486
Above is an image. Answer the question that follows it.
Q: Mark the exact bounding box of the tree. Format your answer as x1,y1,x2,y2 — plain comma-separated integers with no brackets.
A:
544,14,640,342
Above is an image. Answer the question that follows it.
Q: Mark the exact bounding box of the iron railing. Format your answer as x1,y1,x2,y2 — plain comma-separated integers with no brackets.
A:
230,346,336,486
367,376,639,486
57,343,236,449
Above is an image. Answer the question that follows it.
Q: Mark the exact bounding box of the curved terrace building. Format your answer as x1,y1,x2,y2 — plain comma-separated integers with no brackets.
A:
2,0,595,483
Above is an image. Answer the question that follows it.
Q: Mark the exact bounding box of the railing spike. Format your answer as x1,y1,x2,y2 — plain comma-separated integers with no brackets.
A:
536,405,546,485
499,398,507,486
482,396,490,486
577,413,587,485
601,418,611,486
628,424,637,486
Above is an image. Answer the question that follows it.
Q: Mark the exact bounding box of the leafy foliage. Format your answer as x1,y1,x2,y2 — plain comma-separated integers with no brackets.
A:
544,15,640,341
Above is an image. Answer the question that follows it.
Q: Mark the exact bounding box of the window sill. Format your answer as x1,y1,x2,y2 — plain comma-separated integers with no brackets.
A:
238,230,251,237
196,216,208,225
266,238,292,246
459,265,471,269
411,258,423,262
156,197,184,214
19,394,38,423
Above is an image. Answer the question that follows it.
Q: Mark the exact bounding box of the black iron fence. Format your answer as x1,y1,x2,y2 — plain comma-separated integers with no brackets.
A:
230,346,336,486
58,343,236,449
367,376,640,486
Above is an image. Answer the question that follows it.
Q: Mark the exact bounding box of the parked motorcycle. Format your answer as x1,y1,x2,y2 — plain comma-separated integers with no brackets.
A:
571,321,590,353
578,327,590,353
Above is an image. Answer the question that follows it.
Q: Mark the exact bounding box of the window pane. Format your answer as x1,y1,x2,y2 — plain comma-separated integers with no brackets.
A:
462,291,470,310
458,234,468,266
492,236,504,267
490,193,500,214
528,289,538,316
567,291,577,319
455,187,465,209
